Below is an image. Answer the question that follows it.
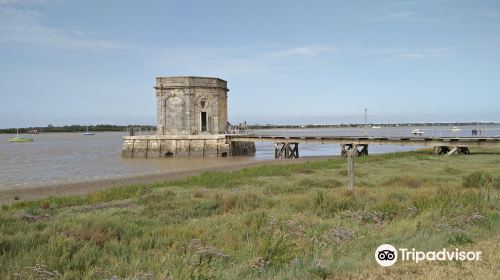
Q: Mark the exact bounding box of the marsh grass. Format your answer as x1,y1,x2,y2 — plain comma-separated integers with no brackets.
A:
463,170,500,189
1,149,499,279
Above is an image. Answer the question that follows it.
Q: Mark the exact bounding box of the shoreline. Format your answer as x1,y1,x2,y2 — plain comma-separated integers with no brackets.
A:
0,156,336,205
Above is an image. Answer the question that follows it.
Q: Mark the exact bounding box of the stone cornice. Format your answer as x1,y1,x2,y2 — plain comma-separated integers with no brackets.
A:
155,76,229,91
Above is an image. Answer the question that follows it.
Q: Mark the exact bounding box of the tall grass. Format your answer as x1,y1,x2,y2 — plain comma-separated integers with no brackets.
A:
1,149,499,279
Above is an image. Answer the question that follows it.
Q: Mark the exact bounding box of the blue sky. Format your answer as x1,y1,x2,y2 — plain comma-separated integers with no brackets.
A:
0,0,499,128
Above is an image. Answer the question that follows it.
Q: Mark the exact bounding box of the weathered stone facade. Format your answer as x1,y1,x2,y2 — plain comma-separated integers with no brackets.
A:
122,76,255,158
155,77,229,135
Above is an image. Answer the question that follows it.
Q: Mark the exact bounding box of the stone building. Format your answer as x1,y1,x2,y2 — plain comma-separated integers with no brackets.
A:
156,76,228,135
122,76,255,158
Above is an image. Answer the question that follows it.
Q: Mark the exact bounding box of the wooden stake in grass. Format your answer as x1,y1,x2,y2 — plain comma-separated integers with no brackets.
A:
347,148,356,193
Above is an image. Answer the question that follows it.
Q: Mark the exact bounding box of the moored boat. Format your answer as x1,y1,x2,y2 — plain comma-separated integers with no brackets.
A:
83,125,95,135
411,129,424,136
9,128,34,142
9,136,34,142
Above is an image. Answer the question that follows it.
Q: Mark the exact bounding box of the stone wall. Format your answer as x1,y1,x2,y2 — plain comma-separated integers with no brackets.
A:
230,141,256,156
122,135,255,158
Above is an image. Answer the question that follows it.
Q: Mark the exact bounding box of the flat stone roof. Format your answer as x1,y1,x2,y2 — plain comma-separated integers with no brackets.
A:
155,76,228,90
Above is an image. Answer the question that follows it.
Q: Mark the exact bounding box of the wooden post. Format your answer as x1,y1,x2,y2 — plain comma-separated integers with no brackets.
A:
446,146,458,156
274,142,288,159
347,149,355,193
445,146,470,156
359,144,369,156
458,147,470,155
341,144,352,157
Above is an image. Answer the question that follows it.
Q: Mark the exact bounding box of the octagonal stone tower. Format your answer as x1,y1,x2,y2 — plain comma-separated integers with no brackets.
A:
122,76,255,158
156,76,228,135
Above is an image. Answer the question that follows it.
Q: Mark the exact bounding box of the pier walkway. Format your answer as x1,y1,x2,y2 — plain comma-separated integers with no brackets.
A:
227,135,500,159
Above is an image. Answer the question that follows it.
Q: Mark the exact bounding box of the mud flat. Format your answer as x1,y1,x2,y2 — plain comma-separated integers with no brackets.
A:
0,156,334,204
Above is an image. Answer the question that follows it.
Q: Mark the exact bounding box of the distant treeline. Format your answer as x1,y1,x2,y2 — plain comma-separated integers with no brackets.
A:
0,124,156,134
1,122,497,134
246,122,498,129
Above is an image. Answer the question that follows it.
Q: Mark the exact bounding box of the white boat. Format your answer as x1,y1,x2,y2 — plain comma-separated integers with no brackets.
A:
372,126,382,129
451,126,461,133
411,129,424,136
83,126,95,135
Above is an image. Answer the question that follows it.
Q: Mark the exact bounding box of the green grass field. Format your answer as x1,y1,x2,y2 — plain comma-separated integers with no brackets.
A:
1,149,499,279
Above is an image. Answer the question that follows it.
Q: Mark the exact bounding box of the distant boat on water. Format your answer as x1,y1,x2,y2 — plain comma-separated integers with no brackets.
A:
10,109,34,142
83,126,95,136
411,129,424,136
9,128,34,142
451,127,461,133
372,125,382,129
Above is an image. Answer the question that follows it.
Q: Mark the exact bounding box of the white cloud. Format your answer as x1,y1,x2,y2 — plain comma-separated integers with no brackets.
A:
0,0,61,7
264,46,336,58
395,48,449,59
483,9,500,18
0,2,336,57
367,11,437,23
362,0,440,23
147,47,284,78
369,11,415,22
362,47,450,60
388,0,442,8
0,0,24,5
0,2,135,51
145,45,338,80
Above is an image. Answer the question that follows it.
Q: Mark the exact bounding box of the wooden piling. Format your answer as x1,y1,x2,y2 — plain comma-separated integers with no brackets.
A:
274,142,299,159
446,146,458,156
347,149,355,193
359,144,368,156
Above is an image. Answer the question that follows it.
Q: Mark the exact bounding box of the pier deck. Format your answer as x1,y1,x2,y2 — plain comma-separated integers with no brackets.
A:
227,135,500,158
228,135,500,147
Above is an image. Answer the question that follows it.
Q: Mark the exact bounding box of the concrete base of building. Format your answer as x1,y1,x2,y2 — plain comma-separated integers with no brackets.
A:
122,134,255,158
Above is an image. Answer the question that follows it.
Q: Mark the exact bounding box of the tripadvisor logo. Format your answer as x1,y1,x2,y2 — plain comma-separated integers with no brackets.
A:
375,244,397,267
375,244,481,267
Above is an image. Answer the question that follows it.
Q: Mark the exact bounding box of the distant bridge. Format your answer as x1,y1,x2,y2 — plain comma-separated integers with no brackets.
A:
226,135,500,159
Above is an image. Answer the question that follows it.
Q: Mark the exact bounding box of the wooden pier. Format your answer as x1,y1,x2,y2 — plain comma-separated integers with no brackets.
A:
227,135,500,159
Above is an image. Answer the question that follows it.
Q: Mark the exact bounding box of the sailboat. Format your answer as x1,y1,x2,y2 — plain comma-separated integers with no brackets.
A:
9,128,34,142
9,110,34,142
83,125,95,135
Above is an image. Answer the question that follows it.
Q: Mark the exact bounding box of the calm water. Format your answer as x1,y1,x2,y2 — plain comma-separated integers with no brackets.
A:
1,125,499,190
